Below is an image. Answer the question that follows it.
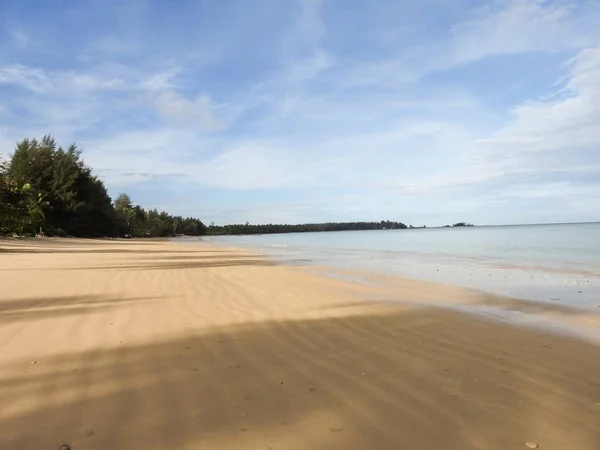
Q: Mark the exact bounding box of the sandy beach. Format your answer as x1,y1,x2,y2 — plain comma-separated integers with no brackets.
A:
1,238,599,450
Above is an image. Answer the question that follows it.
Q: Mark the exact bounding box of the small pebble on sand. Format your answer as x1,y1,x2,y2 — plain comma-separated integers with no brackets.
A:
525,442,539,449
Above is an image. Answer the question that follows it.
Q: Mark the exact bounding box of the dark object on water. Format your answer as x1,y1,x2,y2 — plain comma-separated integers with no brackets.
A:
57,445,71,450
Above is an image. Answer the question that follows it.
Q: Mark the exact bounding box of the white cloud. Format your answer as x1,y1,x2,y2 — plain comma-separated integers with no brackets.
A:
449,0,582,63
474,47,600,158
289,0,326,50
0,64,125,94
139,68,182,91
0,65,53,93
60,41,600,198
2,0,600,225
83,113,477,193
154,91,223,131
364,46,600,197
83,131,315,190
341,0,600,87
248,0,331,120
207,144,310,189
8,28,30,47
0,60,226,140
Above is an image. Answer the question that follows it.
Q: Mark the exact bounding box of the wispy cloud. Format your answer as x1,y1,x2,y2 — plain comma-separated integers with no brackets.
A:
7,28,30,47
154,92,223,131
340,0,600,87
377,45,600,200
473,47,600,164
1,0,599,225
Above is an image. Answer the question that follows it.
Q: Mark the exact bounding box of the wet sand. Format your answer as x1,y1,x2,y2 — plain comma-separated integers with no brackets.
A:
0,238,599,449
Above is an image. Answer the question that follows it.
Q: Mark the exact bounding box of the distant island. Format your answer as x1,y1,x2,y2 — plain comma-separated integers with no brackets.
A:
443,222,475,228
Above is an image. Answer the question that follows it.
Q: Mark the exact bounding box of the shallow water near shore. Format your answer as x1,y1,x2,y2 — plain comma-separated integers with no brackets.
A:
191,223,600,316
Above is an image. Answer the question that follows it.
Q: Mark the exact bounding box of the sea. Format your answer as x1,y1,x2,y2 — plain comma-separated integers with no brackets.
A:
197,223,600,313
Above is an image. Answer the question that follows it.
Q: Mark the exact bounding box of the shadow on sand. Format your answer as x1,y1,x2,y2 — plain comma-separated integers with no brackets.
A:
0,248,232,255
63,259,278,271
0,295,158,323
1,308,599,449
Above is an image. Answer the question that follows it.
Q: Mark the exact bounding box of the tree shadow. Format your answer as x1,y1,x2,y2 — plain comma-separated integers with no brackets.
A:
142,254,261,261
0,295,157,323
67,259,278,271
1,308,598,449
0,248,232,255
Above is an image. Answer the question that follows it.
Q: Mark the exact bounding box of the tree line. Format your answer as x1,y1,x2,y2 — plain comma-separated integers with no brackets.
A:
0,136,408,238
1,136,467,239
0,136,206,238
207,220,408,235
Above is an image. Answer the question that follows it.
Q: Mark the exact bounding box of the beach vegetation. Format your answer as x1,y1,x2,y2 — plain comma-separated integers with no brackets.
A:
2,135,471,238
0,136,206,238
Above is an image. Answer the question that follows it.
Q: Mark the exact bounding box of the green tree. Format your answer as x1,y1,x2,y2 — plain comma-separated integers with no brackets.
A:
0,159,27,234
114,193,136,235
5,136,117,237
1,135,206,238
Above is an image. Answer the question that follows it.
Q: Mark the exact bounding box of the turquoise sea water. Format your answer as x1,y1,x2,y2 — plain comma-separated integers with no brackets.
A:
197,223,600,311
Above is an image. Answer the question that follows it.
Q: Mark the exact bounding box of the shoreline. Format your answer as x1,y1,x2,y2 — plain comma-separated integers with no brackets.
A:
1,238,599,449
301,265,600,344
198,234,600,314
191,237,600,342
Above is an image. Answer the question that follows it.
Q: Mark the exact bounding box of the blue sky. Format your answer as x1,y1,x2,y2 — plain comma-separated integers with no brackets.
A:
1,0,599,226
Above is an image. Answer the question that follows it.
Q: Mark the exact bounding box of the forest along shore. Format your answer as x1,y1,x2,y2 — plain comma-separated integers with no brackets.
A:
0,238,599,450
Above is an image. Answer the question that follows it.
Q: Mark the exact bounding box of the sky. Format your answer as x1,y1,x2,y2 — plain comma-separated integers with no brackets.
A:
1,0,599,226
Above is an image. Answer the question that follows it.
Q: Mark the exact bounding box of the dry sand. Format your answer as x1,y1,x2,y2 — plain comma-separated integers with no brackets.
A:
0,238,599,449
